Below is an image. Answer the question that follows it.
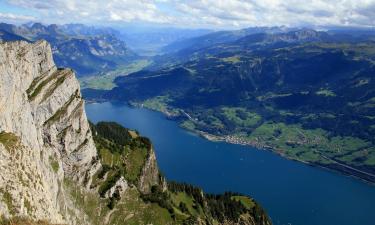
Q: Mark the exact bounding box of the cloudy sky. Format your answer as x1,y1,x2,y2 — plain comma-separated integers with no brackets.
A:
0,0,374,29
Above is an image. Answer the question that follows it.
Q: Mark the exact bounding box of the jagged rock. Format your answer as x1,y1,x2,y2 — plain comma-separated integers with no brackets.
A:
0,40,100,224
105,176,128,199
0,40,165,225
137,148,160,194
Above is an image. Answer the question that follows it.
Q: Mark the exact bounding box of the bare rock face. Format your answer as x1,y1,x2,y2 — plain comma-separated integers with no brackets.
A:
105,176,128,199
137,147,161,194
0,40,100,224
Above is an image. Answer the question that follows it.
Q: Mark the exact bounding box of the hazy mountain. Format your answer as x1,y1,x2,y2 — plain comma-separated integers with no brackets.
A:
0,23,136,76
0,29,28,42
52,34,136,75
149,29,331,71
51,24,212,56
59,23,120,37
161,26,293,54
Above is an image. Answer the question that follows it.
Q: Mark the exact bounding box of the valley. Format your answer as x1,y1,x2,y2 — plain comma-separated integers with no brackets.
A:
1,20,375,225
83,29,375,184
80,59,151,90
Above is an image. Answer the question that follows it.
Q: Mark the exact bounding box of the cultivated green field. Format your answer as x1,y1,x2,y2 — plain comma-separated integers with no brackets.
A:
80,60,150,90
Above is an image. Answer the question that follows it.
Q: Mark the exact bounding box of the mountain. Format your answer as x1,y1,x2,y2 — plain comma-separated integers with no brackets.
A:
161,26,292,54
327,27,375,37
0,23,136,76
0,40,271,225
91,28,375,183
153,28,375,71
47,24,212,56
52,34,135,75
150,29,331,71
59,23,120,37
0,29,28,42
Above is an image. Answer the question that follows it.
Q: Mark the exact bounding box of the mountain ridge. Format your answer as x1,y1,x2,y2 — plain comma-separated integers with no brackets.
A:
0,23,136,76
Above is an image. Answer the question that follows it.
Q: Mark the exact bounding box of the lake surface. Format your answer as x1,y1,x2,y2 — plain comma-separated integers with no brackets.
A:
86,102,375,225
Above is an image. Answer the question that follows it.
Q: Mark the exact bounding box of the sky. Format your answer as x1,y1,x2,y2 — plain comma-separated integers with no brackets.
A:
0,0,375,29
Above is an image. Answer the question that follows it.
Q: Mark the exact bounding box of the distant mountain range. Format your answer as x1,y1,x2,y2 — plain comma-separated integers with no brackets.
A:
161,26,293,54
0,22,136,76
152,28,375,69
86,27,375,183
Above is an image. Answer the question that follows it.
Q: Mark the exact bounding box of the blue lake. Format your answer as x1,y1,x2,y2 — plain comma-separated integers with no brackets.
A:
86,102,375,225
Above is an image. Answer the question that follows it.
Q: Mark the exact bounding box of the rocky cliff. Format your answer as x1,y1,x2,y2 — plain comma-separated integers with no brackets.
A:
0,40,167,225
0,40,99,224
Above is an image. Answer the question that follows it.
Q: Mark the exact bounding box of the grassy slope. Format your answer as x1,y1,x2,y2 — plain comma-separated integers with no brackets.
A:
64,178,173,225
0,132,19,152
0,217,63,225
64,122,271,225
65,122,174,225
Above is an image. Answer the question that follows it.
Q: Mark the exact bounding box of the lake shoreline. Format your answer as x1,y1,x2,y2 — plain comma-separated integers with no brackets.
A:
192,127,375,186
85,100,375,185
85,101,375,225
138,103,375,186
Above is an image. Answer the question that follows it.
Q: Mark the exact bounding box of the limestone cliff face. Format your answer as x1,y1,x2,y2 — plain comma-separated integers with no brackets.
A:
0,40,100,224
137,147,162,194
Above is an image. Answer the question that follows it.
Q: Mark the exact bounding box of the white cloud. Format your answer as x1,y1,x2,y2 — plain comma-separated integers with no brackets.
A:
169,0,375,28
6,0,172,24
0,12,36,23
3,0,375,28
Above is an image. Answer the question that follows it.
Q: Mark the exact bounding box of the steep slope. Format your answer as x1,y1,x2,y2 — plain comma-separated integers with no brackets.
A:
0,40,99,224
87,121,271,225
52,34,134,76
0,40,271,225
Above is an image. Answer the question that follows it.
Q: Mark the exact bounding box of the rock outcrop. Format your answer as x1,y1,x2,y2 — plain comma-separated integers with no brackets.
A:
0,40,168,225
137,148,161,194
104,177,128,199
0,40,99,224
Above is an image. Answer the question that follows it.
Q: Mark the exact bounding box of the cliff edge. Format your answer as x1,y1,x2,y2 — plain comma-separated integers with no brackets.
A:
0,40,99,224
